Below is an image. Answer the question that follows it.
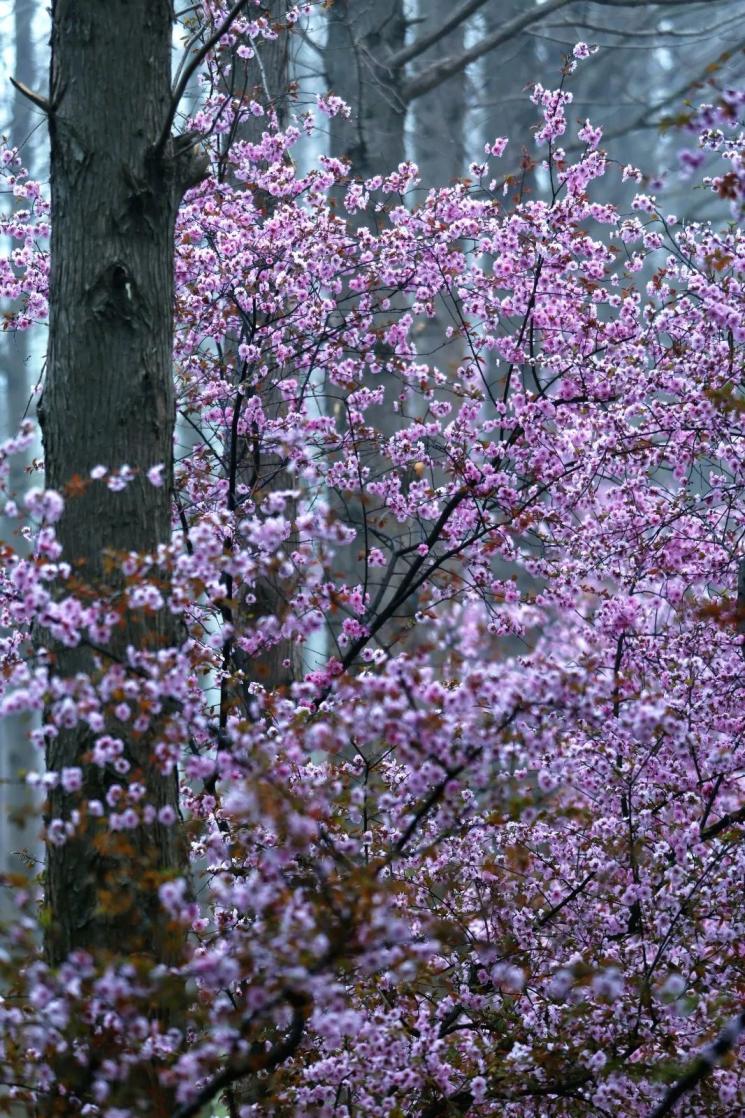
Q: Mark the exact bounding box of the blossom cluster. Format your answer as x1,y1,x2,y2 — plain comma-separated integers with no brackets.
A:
0,28,744,1118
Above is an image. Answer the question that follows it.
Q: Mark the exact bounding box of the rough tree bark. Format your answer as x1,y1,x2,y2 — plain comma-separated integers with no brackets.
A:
39,0,207,968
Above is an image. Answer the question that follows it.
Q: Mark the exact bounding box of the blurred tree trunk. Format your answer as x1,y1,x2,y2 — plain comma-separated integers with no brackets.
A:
324,0,406,183
411,0,467,394
412,0,466,190
322,1,411,650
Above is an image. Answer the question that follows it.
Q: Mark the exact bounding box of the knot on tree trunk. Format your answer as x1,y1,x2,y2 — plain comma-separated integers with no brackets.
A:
87,261,145,324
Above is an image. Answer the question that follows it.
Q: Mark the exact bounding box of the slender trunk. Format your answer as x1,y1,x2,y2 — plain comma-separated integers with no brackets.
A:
0,0,38,909
322,1,412,651
412,0,466,191
40,0,203,968
411,0,467,392
219,1,301,691
324,0,406,183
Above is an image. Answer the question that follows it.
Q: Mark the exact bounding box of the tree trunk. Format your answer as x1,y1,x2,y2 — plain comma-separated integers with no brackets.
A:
40,0,202,968
412,0,466,191
0,0,39,915
411,0,467,400
218,0,302,692
322,1,414,653
324,0,406,183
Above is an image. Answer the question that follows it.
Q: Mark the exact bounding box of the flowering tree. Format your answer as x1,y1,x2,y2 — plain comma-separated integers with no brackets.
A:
1,5,745,1116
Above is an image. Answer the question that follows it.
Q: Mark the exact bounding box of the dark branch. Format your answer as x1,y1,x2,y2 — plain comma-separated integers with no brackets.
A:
389,0,493,69
155,0,252,156
401,0,733,104
648,1010,745,1118
700,805,745,842
400,0,575,104
535,11,744,41
537,872,596,928
9,76,50,115
172,995,309,1118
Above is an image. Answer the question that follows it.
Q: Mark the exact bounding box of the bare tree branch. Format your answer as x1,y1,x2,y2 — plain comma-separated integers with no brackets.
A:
389,0,493,69
401,0,576,104
9,76,50,115
172,14,212,91
536,11,744,40
592,0,726,6
555,35,745,156
401,0,737,104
